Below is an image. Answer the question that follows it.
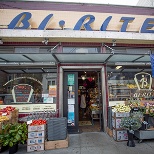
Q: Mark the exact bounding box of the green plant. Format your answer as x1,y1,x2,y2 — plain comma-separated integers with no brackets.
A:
149,106,154,117
0,122,28,147
120,112,142,131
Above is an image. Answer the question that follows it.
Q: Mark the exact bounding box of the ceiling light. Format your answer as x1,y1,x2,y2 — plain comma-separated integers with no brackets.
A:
115,66,122,70
81,75,86,80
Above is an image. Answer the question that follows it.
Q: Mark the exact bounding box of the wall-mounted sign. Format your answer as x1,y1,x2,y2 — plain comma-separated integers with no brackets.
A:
68,74,74,85
133,72,153,98
0,104,56,113
1,10,153,33
134,72,152,91
68,104,75,126
49,85,57,97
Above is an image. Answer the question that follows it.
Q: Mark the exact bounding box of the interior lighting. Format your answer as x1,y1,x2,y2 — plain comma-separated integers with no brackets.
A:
115,66,122,70
81,75,86,80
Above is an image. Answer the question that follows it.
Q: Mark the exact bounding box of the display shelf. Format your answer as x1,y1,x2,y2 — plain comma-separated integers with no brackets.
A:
90,109,102,125
116,95,130,96
109,84,137,101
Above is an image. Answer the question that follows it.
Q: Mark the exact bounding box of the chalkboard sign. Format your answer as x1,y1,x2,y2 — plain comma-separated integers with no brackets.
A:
12,84,34,103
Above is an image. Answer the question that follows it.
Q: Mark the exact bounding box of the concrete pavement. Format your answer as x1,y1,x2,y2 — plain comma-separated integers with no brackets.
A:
1,132,154,154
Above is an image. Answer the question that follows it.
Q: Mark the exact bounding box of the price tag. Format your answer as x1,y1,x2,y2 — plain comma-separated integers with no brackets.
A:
2,113,7,116
27,120,32,125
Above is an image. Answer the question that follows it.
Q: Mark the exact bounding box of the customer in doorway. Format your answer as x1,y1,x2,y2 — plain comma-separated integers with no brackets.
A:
80,92,86,118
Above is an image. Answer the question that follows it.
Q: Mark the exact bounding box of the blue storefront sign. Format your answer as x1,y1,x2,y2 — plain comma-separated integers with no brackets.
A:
7,12,154,33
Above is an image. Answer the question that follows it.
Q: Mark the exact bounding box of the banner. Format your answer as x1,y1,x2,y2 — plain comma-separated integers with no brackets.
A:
150,54,154,77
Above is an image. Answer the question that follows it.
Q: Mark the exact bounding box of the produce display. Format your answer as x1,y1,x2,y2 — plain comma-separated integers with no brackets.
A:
126,84,137,89
89,104,99,111
29,119,47,126
0,116,9,122
0,106,16,116
112,104,131,113
0,106,19,128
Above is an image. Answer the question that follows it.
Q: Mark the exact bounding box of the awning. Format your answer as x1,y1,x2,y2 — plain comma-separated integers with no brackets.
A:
53,53,150,64
0,53,151,73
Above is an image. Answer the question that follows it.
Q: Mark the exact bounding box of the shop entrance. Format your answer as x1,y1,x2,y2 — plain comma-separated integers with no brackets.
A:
78,71,102,132
63,70,103,133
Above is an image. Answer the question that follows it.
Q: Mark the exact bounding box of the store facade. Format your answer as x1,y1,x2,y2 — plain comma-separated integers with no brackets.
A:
0,1,154,133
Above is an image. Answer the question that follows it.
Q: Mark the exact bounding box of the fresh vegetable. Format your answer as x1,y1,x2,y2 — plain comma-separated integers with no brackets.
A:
30,119,46,126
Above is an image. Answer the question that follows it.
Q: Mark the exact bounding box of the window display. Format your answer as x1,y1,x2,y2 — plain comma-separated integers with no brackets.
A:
0,73,57,113
0,72,57,108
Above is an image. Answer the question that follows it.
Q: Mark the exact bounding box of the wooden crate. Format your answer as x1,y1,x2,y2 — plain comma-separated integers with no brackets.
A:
10,117,18,124
45,136,68,150
108,128,113,137
106,127,113,137
27,144,44,152
11,109,19,118
113,128,128,141
112,117,122,129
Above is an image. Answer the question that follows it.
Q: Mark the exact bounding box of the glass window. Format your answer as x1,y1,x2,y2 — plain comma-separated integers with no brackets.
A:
0,72,57,105
63,47,101,53
107,66,153,101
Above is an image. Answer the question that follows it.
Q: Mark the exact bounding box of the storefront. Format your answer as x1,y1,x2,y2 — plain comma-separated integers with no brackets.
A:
0,1,154,133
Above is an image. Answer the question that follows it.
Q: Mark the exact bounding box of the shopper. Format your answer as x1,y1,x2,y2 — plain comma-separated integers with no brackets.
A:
80,92,86,118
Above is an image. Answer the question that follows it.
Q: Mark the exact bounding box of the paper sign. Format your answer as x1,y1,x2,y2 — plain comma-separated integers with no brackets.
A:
27,120,33,125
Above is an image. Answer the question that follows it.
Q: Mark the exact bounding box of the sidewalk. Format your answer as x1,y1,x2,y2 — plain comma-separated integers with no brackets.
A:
1,132,154,154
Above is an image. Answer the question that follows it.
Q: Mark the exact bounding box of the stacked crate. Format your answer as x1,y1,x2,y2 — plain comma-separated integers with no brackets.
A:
107,107,113,137
10,108,19,123
27,124,46,152
112,112,130,141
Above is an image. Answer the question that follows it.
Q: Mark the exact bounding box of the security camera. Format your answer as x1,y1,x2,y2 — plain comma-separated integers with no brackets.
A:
42,38,49,45
0,39,3,44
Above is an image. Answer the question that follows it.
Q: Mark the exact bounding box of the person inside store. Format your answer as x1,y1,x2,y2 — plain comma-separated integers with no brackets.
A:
85,92,90,114
34,89,42,103
80,92,87,118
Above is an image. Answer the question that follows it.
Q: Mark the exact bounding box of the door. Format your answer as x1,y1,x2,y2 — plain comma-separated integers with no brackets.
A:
97,71,103,131
63,72,79,133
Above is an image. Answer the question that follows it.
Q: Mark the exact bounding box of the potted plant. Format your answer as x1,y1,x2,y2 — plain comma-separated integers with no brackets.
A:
0,122,28,154
120,112,143,147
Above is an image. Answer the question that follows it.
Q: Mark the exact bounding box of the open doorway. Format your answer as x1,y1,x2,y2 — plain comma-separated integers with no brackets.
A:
78,71,102,132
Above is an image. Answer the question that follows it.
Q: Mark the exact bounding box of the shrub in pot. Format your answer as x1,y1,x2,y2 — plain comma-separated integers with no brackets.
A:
120,112,143,147
0,122,28,154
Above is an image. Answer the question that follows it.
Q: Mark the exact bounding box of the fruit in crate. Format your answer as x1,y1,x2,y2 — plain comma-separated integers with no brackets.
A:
29,119,47,126
129,101,140,107
0,106,15,116
90,104,99,111
0,116,9,122
112,104,131,113
126,84,136,89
